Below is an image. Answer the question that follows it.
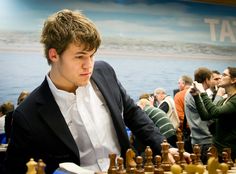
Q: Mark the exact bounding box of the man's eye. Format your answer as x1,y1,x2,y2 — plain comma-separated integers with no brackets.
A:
75,56,83,59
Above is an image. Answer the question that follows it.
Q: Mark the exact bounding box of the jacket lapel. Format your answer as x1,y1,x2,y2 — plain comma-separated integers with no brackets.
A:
37,78,80,159
91,70,130,154
91,73,121,122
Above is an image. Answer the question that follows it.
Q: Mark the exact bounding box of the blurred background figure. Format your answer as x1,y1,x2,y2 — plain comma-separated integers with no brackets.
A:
17,91,30,105
174,75,193,131
206,70,222,136
154,88,180,130
190,66,236,161
137,98,177,147
0,101,14,144
174,75,193,153
184,67,213,164
4,91,30,143
206,70,221,101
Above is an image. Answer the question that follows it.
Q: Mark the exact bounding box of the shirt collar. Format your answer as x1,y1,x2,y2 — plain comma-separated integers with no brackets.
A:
46,74,75,104
46,74,92,103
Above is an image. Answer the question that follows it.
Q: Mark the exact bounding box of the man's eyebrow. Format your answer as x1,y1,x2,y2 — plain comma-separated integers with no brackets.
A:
74,50,96,56
75,51,86,55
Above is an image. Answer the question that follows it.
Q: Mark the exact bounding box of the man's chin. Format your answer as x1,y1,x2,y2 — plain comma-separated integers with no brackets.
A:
78,80,90,87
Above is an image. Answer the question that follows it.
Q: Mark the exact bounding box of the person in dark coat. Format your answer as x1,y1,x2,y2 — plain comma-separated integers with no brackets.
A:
5,9,188,174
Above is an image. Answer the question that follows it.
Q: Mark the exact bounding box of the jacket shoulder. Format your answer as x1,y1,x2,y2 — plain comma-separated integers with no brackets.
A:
94,60,115,70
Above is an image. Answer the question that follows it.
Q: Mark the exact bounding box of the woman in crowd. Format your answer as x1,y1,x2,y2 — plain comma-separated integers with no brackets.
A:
190,66,236,160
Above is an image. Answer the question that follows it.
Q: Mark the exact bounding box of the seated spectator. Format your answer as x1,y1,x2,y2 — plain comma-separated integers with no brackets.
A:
17,91,30,105
138,93,150,100
5,91,30,143
154,88,180,130
0,101,14,144
137,98,177,147
0,106,3,143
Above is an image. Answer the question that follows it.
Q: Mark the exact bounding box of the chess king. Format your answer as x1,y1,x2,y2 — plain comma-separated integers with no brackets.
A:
5,9,188,174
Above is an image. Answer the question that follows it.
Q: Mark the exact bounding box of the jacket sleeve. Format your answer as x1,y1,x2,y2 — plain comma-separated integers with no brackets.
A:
114,71,166,155
94,61,167,155
5,109,34,174
194,93,236,120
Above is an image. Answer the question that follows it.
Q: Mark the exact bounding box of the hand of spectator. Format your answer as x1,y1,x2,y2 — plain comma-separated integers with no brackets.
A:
193,81,205,93
216,87,226,97
190,82,200,96
190,81,206,96
149,96,154,106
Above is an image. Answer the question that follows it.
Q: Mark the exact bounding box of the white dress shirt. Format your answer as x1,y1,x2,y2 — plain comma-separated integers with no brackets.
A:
46,75,120,172
206,88,214,100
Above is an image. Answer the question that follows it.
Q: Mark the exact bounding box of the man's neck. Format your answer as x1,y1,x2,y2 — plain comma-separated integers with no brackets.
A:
203,82,209,90
184,85,191,90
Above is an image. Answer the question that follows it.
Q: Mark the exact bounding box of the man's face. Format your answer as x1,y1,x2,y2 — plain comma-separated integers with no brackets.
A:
210,73,221,89
178,79,185,91
50,43,96,92
155,92,164,102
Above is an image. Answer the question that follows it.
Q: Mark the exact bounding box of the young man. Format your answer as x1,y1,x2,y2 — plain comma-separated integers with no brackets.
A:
206,70,221,101
5,9,185,174
184,67,213,164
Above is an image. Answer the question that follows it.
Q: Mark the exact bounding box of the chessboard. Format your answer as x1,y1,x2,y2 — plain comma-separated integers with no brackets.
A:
105,139,236,174
26,139,236,174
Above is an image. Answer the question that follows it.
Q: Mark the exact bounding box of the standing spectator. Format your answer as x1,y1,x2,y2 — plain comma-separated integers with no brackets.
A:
206,70,221,101
184,67,213,164
174,75,193,153
206,70,222,136
190,67,236,161
174,75,193,131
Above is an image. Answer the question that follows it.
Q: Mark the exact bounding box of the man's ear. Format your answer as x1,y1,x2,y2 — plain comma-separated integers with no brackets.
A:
48,48,58,62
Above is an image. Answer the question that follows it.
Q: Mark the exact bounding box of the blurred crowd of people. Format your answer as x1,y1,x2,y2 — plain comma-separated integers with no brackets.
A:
136,66,236,164
1,66,236,166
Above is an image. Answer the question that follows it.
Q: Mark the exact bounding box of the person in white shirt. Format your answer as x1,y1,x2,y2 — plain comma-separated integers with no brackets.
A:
6,9,189,174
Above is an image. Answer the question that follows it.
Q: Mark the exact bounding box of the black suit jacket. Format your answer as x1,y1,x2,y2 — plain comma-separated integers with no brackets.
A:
5,61,165,174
